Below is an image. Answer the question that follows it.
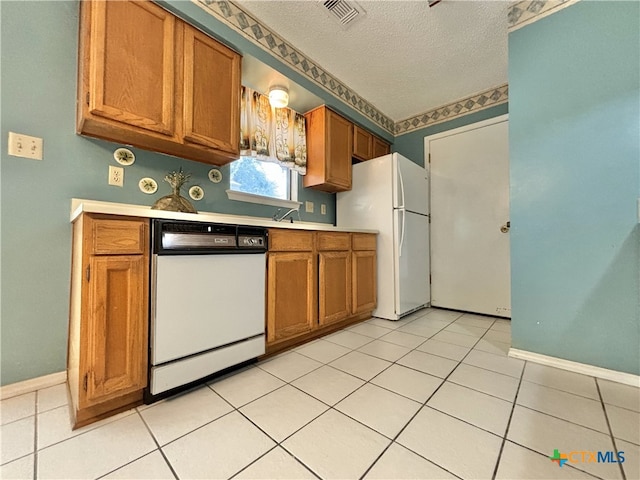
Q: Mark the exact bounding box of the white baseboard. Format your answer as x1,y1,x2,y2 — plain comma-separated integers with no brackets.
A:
0,371,67,400
509,349,640,387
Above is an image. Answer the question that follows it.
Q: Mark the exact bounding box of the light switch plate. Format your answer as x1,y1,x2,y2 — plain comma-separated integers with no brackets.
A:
8,131,43,160
321,204,327,215
305,201,314,213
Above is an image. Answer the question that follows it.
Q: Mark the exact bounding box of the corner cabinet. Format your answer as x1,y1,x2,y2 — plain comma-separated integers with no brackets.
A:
68,214,149,428
304,106,353,192
266,229,376,353
77,0,241,166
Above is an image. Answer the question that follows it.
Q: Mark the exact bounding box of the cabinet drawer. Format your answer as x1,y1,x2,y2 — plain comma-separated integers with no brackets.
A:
352,233,376,251
268,229,314,252
317,232,350,251
88,215,147,255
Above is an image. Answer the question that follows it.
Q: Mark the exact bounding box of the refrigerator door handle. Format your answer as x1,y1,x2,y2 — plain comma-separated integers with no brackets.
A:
397,162,406,209
398,207,406,257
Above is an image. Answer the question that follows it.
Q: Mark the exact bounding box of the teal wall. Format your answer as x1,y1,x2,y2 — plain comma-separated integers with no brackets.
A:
509,1,640,374
393,104,508,166
0,0,386,385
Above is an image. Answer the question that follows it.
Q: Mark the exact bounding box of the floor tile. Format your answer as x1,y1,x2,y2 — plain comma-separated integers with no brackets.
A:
323,330,373,349
522,363,599,400
411,316,456,330
37,405,135,450
102,450,175,479
1,416,34,465
0,454,33,480
371,364,443,403
233,446,316,479
397,350,458,378
257,352,322,382
463,349,524,378
606,403,640,445
0,392,35,426
417,338,471,361
348,323,394,339
483,329,511,343
507,406,622,479
443,322,487,337
422,309,463,322
162,411,275,479
449,363,520,401
37,413,156,479
617,438,639,480
209,366,285,408
427,381,512,436
294,339,352,364
517,381,608,433
431,330,479,348
282,409,389,480
291,365,365,406
36,383,68,414
377,330,425,349
396,322,441,338
335,383,421,438
598,379,640,412
357,339,411,362
491,319,512,332
329,351,391,381
365,318,403,330
397,406,502,479
496,441,599,479
239,385,328,442
140,386,233,445
364,442,456,479
456,313,496,329
473,338,510,356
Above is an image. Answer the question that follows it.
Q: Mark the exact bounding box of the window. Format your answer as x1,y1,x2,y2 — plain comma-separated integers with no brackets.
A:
228,157,299,206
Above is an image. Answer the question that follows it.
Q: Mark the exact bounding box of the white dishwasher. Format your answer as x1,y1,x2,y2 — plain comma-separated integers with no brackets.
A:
147,220,267,400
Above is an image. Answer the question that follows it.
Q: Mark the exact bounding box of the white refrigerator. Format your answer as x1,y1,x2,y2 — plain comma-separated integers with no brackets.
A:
337,153,430,320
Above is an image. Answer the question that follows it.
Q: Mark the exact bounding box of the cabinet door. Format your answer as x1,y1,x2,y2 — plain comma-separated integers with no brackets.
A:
88,0,175,135
325,110,353,190
353,125,373,161
352,251,376,314
372,136,390,158
81,255,148,408
319,251,351,326
182,24,241,155
267,252,316,344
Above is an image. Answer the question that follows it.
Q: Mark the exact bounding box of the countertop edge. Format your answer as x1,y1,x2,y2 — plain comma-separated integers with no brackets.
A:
70,199,378,234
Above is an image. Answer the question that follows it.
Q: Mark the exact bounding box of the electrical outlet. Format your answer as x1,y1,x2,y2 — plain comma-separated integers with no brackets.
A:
305,201,314,213
8,132,43,160
109,165,124,187
321,204,327,215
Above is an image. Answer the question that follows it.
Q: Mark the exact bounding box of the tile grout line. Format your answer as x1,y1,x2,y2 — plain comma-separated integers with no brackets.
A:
132,409,180,480
490,359,526,480
33,390,38,480
595,378,627,480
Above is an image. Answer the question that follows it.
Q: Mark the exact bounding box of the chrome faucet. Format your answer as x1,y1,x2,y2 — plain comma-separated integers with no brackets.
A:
272,207,300,223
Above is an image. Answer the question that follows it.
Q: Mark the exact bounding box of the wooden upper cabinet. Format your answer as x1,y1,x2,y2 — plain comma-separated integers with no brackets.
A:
372,136,391,158
304,106,353,192
84,0,176,136
77,0,241,166
182,24,240,156
352,126,373,162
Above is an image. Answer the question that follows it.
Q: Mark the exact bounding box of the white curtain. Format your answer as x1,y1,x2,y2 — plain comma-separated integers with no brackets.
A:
239,86,307,175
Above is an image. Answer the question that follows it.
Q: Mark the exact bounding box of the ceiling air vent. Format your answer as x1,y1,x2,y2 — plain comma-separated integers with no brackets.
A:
319,0,365,28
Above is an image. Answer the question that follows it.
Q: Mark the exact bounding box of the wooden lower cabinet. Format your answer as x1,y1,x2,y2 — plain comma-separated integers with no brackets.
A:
266,252,316,343
266,229,376,352
68,214,149,428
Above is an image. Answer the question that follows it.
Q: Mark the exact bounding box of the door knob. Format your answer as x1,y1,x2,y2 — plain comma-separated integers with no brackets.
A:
500,221,510,233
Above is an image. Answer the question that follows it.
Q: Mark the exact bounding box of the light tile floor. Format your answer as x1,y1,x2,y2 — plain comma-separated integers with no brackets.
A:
1,308,639,479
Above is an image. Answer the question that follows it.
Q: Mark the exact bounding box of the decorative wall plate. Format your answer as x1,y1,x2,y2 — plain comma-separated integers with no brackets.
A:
114,147,135,166
208,168,222,183
139,177,158,194
189,185,204,201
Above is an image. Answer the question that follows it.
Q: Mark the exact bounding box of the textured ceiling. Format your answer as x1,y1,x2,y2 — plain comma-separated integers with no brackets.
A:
237,0,509,122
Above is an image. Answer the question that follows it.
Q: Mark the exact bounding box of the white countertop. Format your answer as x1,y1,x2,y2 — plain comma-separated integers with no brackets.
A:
70,199,377,234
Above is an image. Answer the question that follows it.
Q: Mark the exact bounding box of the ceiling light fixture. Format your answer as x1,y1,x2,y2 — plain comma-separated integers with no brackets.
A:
268,86,289,108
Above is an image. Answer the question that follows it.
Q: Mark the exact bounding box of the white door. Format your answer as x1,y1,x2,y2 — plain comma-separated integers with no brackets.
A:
426,115,511,317
394,209,430,316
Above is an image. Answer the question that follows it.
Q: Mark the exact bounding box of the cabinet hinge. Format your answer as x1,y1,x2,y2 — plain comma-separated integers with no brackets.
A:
86,265,90,282
85,92,90,106
83,373,88,392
